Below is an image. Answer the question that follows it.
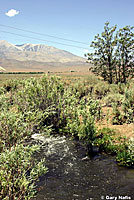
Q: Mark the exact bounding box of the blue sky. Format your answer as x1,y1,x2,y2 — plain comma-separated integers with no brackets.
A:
0,0,134,57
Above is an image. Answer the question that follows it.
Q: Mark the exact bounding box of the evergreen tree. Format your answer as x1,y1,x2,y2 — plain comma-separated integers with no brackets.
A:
86,22,134,84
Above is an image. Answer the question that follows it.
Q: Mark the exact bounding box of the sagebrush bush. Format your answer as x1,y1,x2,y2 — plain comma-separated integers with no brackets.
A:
103,93,124,107
0,87,6,95
122,88,134,123
112,103,124,125
93,83,110,99
11,75,100,135
0,144,47,200
0,111,32,150
117,82,129,95
3,79,22,92
0,94,10,111
112,87,134,124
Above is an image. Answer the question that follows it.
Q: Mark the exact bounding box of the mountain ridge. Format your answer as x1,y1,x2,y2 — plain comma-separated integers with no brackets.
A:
0,40,88,72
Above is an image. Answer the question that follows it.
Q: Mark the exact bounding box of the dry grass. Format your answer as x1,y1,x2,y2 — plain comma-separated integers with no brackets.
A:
97,107,134,139
0,73,43,86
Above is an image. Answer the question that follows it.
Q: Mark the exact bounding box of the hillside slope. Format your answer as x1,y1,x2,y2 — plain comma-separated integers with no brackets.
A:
0,40,89,72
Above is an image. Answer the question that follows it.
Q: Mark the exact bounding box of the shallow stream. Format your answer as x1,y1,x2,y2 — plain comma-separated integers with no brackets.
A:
32,134,134,200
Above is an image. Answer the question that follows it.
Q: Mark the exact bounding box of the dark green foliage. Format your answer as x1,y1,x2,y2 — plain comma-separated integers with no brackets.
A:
116,138,134,167
96,128,118,154
115,26,134,83
66,102,97,154
86,22,134,84
96,128,134,167
85,22,117,84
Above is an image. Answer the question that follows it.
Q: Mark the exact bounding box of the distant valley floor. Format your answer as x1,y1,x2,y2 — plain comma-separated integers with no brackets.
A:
0,59,90,73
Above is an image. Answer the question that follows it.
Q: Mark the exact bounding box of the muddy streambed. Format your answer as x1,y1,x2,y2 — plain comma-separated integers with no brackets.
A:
31,134,134,200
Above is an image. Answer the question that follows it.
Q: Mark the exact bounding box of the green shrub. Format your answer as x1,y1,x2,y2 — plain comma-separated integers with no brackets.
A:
72,82,94,99
0,94,11,112
12,75,67,133
86,98,102,120
103,93,124,107
0,144,48,200
112,104,124,125
86,74,101,85
0,111,32,150
3,79,21,92
117,82,129,95
93,83,110,99
122,88,134,123
0,87,6,95
0,74,103,198
11,75,100,135
1,73,134,175
96,128,134,167
65,99,98,153
96,128,118,154
116,138,134,167
109,84,119,94
112,87,134,124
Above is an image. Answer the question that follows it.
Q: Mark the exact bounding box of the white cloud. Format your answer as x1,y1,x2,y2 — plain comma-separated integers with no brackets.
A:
5,9,19,17
84,49,89,53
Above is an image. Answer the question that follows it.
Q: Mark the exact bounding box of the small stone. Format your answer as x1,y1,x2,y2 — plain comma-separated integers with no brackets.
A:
81,156,89,161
